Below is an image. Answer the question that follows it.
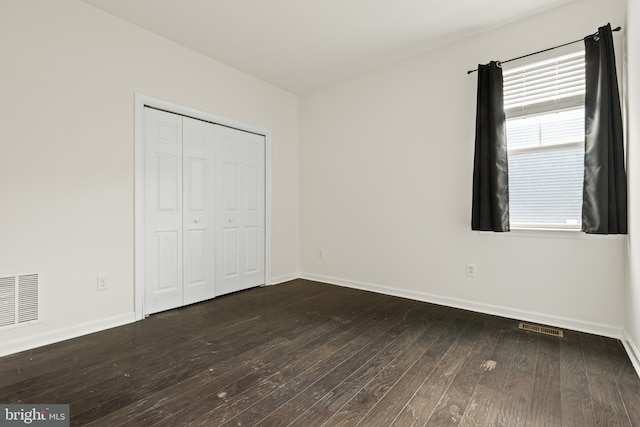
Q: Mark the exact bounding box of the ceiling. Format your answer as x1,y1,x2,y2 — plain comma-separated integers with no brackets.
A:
83,0,575,94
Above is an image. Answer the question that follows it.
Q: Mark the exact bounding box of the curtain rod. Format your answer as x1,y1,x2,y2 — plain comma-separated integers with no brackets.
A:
466,26,621,74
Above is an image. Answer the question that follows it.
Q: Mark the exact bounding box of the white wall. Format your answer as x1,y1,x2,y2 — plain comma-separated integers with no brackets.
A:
625,0,640,371
300,0,627,336
1,0,634,358
0,0,300,353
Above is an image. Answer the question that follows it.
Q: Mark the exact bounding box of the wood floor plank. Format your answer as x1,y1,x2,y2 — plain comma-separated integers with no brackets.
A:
603,338,640,425
321,306,456,427
84,284,392,426
252,317,414,426
457,327,520,427
423,316,509,426
580,333,633,427
215,320,394,427
9,281,340,424
0,280,330,394
1,280,639,426
205,316,392,426
355,310,476,427
21,307,308,421
389,313,486,426
287,305,445,426
154,292,403,426
10,314,281,402
559,330,597,427
526,334,562,427
149,321,356,426
213,300,418,427
494,329,540,427
0,281,329,388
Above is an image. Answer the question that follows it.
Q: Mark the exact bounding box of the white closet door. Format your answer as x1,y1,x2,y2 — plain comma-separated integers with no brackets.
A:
144,108,183,314
182,117,216,305
215,125,265,295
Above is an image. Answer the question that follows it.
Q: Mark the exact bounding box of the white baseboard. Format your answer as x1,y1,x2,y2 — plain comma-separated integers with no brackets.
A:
0,312,137,357
270,273,301,285
300,273,623,339
622,331,640,379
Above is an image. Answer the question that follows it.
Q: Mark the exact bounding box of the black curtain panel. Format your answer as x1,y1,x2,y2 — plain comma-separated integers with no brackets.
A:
471,61,510,232
582,24,628,234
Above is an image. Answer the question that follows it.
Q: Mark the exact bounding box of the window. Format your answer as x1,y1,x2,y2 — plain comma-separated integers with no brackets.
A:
503,50,585,230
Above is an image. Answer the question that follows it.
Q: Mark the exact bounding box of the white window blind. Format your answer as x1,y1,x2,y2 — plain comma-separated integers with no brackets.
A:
503,50,585,229
504,50,585,118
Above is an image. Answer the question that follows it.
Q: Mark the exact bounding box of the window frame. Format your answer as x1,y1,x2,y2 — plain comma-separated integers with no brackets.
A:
502,46,587,231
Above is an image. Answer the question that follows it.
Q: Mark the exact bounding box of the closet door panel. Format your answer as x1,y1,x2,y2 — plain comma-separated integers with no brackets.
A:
182,117,216,305
216,125,265,295
144,108,183,314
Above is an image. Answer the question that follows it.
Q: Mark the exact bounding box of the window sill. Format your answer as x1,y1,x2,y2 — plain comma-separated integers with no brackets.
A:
482,227,626,240
511,225,581,232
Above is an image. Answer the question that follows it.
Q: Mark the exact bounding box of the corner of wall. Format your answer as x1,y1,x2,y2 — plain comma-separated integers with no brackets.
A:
622,330,640,378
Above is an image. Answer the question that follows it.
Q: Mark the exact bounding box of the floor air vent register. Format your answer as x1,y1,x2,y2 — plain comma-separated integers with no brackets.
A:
518,321,564,337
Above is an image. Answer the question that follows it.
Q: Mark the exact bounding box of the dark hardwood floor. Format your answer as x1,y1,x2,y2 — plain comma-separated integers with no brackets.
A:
1,279,639,426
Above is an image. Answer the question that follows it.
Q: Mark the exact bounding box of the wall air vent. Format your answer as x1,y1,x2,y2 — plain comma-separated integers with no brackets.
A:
518,321,563,337
0,274,39,329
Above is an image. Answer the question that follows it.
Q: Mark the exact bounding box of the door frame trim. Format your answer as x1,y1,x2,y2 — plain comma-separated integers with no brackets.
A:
134,93,272,320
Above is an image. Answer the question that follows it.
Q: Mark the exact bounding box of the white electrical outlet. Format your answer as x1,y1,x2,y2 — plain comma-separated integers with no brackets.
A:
319,249,325,259
97,275,108,291
466,264,476,277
